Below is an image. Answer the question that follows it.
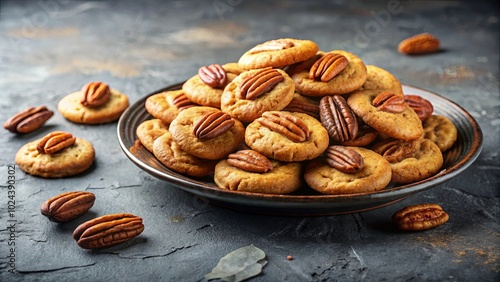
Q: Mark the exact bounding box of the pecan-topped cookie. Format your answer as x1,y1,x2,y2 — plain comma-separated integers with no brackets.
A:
360,65,403,96
145,90,197,124
221,68,295,123
238,38,318,70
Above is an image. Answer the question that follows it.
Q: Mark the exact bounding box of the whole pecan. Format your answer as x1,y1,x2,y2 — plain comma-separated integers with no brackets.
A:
319,95,358,143
41,191,95,222
372,139,416,163
3,106,54,134
309,53,349,82
392,203,449,231
404,94,434,121
248,39,295,54
239,68,284,100
37,131,77,154
283,98,320,120
198,64,228,88
80,82,111,107
372,91,406,113
325,145,364,173
227,150,273,173
193,111,235,141
398,33,440,55
257,111,309,143
171,92,197,111
73,213,144,249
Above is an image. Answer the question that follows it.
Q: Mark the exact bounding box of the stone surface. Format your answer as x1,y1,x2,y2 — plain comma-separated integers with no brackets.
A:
0,0,498,281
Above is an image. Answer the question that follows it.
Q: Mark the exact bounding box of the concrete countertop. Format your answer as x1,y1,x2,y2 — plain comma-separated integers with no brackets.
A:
0,0,498,281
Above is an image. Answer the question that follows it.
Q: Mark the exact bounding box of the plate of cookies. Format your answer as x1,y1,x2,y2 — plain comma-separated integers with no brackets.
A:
117,38,483,215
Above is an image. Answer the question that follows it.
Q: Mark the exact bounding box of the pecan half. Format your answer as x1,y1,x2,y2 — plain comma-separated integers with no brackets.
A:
404,94,434,121
41,191,95,222
36,131,77,154
325,145,364,173
171,92,196,111
227,150,273,173
73,213,144,249
193,111,235,141
198,64,228,88
248,39,295,54
398,33,440,55
371,139,416,163
283,98,320,120
80,82,111,107
309,53,349,82
3,106,54,133
257,111,309,143
320,95,358,143
240,68,284,100
372,91,406,113
392,203,449,231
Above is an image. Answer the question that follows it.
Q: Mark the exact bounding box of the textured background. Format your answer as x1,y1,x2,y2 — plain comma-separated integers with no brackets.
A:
0,0,498,281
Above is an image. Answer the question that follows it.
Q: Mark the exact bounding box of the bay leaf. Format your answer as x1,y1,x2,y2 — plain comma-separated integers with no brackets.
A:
205,244,267,281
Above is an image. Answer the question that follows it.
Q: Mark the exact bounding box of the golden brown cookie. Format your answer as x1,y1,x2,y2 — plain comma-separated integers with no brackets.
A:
422,115,458,152
360,65,403,96
16,134,95,178
58,87,129,124
182,69,237,108
282,92,320,120
221,68,295,123
145,90,197,124
222,62,245,75
136,119,169,153
245,111,329,162
372,138,443,184
304,146,391,195
347,90,423,141
153,131,217,177
169,106,245,160
288,50,367,96
214,150,302,194
238,38,318,70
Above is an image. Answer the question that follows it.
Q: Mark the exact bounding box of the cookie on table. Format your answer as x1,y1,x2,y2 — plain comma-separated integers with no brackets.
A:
347,89,423,141
221,68,295,123
372,138,443,184
288,50,367,96
58,82,129,124
145,90,197,124
136,119,169,153
360,65,404,96
169,106,245,160
238,38,318,70
153,131,218,177
15,131,95,178
422,115,458,152
245,111,329,162
182,64,238,108
304,146,392,195
214,150,302,194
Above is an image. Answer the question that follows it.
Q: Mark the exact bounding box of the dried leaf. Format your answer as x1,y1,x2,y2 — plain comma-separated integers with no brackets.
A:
205,244,267,282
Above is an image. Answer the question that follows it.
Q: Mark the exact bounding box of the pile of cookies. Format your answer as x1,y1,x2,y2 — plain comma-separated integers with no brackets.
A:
138,38,458,196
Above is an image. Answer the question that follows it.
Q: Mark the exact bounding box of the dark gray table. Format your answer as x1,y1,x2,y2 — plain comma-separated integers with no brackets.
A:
1,1,498,281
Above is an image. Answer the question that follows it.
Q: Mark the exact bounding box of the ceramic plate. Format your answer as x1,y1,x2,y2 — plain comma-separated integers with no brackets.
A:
117,84,483,215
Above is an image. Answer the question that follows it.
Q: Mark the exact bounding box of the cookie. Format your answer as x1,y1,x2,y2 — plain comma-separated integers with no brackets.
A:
360,65,403,96
16,134,95,178
304,146,391,195
153,131,217,177
347,89,423,141
245,111,329,162
288,50,367,96
221,68,295,123
282,92,321,120
182,66,237,108
169,106,245,160
372,138,443,184
422,115,458,152
136,119,169,153
214,150,302,194
145,90,197,124
222,62,245,75
58,85,129,124
238,38,318,70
